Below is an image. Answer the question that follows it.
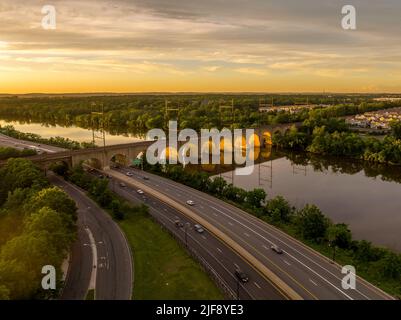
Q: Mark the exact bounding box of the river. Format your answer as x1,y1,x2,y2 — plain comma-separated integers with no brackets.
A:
1,119,400,251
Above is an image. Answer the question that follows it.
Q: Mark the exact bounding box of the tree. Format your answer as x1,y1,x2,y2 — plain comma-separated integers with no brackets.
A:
207,177,227,196
295,204,330,242
0,285,10,300
265,196,294,223
378,252,401,280
245,189,266,208
24,207,74,254
0,158,48,204
327,223,352,249
390,120,401,139
27,187,77,232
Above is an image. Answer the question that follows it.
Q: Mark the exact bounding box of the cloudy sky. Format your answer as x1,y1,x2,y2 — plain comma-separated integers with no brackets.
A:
0,0,401,93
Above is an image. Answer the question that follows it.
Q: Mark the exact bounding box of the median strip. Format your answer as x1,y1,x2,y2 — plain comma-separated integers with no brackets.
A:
105,168,303,300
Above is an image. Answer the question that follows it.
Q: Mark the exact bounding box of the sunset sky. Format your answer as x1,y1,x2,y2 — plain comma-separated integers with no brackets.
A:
1,0,401,93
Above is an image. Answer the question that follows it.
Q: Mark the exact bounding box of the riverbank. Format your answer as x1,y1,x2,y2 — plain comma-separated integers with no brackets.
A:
143,162,401,298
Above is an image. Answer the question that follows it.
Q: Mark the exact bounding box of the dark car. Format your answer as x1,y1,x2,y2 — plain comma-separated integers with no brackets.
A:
143,176,150,180
174,219,184,228
271,244,284,254
235,270,249,283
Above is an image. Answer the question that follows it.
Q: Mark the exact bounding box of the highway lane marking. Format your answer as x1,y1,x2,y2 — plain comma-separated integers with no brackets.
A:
201,196,373,299
112,171,294,300
149,207,253,299
309,279,318,287
234,263,240,269
284,260,291,266
208,206,317,300
213,213,218,217
228,222,234,226
244,232,250,237
262,245,269,250
201,235,207,240
216,248,222,253
254,282,261,289
151,178,359,298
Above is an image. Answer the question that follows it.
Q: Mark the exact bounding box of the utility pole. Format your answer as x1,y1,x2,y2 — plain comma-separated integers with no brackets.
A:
91,102,107,167
236,277,240,300
184,222,190,247
165,100,180,129
219,99,235,129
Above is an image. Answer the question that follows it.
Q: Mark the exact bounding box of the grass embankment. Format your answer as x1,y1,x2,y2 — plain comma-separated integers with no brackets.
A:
118,207,223,300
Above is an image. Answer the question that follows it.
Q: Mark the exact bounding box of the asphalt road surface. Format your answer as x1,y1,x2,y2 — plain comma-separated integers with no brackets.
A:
106,174,286,300
0,132,66,153
110,166,394,300
49,173,132,300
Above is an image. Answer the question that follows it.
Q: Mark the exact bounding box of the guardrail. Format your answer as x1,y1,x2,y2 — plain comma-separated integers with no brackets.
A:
106,169,303,300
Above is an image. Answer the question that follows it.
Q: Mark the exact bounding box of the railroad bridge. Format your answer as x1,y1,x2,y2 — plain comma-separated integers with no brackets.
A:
0,123,296,170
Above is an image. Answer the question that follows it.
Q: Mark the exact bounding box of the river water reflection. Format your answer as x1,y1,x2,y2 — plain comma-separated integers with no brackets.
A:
210,152,401,251
1,119,400,251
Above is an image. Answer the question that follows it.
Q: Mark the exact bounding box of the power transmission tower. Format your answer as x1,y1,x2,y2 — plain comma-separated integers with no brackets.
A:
258,160,273,189
165,100,180,129
219,99,235,129
91,102,106,149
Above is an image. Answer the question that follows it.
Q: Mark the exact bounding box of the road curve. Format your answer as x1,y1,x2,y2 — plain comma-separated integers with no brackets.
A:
106,173,288,300
109,166,394,300
49,173,133,300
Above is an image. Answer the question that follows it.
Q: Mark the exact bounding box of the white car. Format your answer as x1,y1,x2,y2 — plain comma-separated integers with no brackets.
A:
186,200,195,206
194,224,205,234
126,172,134,177
137,189,144,195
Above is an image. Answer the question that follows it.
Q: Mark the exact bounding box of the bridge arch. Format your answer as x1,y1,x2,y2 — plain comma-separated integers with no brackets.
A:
83,157,103,170
110,153,129,167
262,131,273,146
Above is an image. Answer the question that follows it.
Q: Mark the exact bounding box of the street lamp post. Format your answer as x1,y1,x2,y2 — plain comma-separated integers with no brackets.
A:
184,222,190,247
236,276,240,300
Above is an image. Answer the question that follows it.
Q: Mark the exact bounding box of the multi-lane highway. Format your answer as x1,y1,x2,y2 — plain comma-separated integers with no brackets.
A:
107,174,287,300
0,132,66,153
107,166,394,300
49,173,132,300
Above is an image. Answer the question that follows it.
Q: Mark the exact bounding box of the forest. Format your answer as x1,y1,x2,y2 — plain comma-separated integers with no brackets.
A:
0,94,399,135
0,158,77,299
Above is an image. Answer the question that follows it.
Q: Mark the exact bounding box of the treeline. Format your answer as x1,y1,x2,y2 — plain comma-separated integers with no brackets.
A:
273,114,401,165
0,95,399,134
52,163,137,221
0,147,36,160
144,163,401,298
0,159,77,299
0,125,95,150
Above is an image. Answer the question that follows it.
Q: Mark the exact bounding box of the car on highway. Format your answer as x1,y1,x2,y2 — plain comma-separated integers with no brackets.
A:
174,219,184,228
194,224,205,233
271,244,284,254
126,172,134,177
137,189,144,195
119,182,127,187
186,200,195,206
143,176,150,180
235,270,249,283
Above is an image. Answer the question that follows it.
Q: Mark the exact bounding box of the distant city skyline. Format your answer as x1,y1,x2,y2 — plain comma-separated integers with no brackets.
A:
1,0,401,93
